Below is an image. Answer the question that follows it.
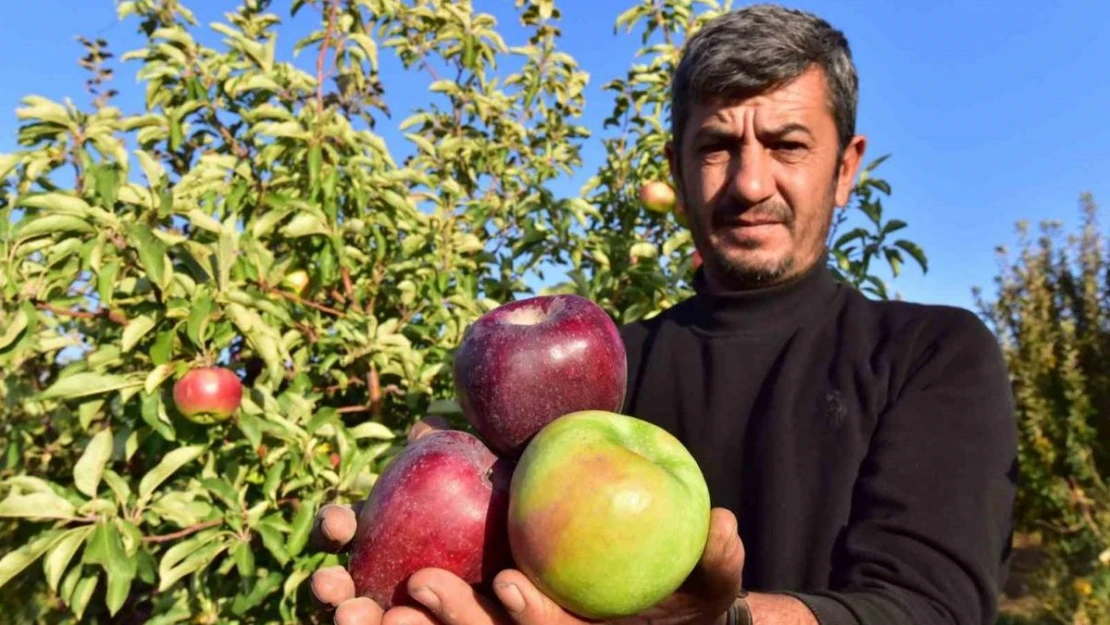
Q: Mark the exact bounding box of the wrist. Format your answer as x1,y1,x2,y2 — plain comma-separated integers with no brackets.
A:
724,590,753,625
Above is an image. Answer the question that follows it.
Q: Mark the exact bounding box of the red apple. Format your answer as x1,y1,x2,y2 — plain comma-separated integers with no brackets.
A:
692,249,703,271
453,294,627,457
172,367,242,424
346,430,514,609
639,181,675,214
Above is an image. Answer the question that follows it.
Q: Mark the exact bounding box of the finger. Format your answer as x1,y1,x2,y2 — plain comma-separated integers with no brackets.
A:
335,597,384,625
314,502,361,553
492,569,581,625
406,567,506,625
311,565,356,608
381,605,439,625
408,415,451,442
696,508,745,598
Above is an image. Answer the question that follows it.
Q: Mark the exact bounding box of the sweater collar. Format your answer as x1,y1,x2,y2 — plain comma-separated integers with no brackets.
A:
689,260,842,335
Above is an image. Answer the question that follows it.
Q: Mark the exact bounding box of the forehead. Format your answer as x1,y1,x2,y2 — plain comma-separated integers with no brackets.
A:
684,66,834,134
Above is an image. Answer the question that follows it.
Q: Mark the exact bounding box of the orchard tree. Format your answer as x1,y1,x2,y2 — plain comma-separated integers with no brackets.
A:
0,0,925,622
975,195,1110,625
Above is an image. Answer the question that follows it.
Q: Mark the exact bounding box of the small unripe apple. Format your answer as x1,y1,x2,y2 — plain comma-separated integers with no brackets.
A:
172,367,243,425
639,181,675,214
283,269,310,295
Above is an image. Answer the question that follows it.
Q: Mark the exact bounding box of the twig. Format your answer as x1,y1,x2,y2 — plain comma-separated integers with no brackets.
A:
316,0,340,120
35,302,127,325
337,405,372,414
142,519,222,544
267,286,344,317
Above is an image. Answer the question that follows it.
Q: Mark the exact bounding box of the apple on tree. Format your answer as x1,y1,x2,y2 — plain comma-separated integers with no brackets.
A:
640,181,676,214
507,410,712,619
172,366,243,424
452,294,628,457
283,269,310,295
346,429,514,609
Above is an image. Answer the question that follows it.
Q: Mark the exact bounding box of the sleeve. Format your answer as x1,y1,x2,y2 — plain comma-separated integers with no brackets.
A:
785,309,1019,625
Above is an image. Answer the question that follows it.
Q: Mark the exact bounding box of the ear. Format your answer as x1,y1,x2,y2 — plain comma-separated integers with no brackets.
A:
834,134,867,207
665,140,679,193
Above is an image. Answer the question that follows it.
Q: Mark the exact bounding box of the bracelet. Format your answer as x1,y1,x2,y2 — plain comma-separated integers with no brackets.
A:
727,590,753,625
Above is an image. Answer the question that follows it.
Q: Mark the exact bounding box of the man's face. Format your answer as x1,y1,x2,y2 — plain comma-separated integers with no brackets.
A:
667,66,866,289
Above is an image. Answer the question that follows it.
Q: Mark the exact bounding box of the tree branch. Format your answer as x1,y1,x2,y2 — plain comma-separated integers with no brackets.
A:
142,519,222,544
316,0,340,120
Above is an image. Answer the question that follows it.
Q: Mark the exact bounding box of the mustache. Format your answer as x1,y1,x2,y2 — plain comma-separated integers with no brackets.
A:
710,199,795,228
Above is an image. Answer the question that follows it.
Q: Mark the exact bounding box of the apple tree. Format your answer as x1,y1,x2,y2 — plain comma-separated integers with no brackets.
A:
0,0,927,622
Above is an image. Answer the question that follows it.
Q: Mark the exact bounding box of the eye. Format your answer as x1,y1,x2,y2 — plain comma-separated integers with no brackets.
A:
773,141,807,152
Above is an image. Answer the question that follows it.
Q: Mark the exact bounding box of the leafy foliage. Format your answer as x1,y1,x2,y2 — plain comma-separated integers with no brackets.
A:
976,194,1110,625
0,0,923,622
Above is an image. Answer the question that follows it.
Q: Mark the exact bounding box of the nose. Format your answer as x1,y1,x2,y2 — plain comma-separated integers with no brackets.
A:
727,139,775,206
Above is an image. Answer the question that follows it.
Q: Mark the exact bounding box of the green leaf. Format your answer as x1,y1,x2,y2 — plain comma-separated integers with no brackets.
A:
231,538,255,578
38,372,140,401
43,526,93,592
101,470,132,506
69,573,99,621
286,495,318,557
186,292,212,348
83,522,136,616
17,214,95,239
0,491,76,520
93,164,120,210
282,212,329,238
17,191,93,216
131,225,168,290
144,363,174,395
140,390,176,441
157,531,228,592
186,208,223,233
138,444,206,500
894,239,929,273
0,529,65,589
629,241,657,260
0,308,29,350
349,422,396,439
97,260,120,306
74,428,114,498
254,522,290,565
149,492,212,528
122,314,157,353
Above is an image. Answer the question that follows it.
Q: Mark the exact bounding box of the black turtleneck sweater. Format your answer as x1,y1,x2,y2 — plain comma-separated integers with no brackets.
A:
618,262,1018,625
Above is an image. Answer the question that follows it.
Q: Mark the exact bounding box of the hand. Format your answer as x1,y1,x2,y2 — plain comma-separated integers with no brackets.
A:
313,499,744,625
309,415,452,624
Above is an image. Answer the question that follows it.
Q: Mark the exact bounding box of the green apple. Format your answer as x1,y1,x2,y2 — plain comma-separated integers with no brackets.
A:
507,410,711,620
640,181,676,214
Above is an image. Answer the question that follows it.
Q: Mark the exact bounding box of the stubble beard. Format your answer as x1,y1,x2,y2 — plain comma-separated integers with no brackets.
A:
696,187,837,290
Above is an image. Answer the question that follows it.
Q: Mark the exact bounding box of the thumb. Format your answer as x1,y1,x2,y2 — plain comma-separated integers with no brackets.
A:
492,569,583,625
693,507,745,601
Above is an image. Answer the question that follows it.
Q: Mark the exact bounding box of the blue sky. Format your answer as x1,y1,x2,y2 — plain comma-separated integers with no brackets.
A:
2,0,1108,313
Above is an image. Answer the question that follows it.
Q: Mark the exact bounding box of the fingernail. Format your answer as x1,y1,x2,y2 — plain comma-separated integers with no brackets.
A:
411,586,441,610
495,582,525,613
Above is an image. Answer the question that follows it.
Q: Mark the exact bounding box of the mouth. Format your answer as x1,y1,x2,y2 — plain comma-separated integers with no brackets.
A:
721,218,784,228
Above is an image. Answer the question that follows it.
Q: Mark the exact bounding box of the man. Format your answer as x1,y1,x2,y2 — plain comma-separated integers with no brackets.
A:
309,4,1019,625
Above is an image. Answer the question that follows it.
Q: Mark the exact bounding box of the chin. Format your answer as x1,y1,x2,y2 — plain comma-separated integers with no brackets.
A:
710,246,795,287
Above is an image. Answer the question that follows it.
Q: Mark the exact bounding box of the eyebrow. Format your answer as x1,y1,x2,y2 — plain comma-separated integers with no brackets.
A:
692,122,814,143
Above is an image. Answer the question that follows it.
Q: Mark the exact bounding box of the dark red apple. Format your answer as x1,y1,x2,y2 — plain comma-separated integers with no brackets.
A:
172,367,242,424
453,294,627,457
346,429,514,609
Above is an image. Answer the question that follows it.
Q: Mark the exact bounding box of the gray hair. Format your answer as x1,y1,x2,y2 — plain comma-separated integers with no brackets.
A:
671,4,859,156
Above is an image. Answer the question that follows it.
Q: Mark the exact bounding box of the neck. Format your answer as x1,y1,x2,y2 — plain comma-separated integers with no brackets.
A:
689,258,841,335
